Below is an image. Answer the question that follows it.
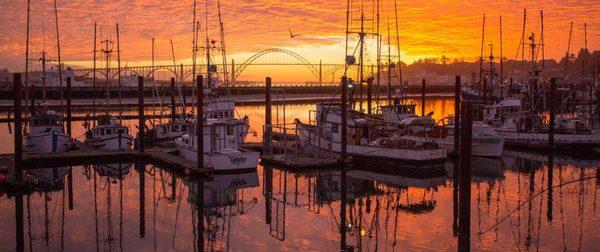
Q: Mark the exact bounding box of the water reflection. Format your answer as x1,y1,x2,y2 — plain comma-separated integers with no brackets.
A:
2,152,599,251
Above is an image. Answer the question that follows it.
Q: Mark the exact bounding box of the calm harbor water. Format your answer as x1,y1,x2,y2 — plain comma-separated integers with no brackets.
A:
1,98,599,251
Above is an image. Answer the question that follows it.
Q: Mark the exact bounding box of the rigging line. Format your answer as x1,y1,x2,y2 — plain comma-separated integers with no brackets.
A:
53,0,64,111
479,175,596,235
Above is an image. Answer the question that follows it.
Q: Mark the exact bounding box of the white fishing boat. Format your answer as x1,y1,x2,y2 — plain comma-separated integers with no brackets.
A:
147,119,192,142
175,118,259,171
495,114,600,154
24,110,70,153
399,117,504,158
296,103,447,167
84,114,134,150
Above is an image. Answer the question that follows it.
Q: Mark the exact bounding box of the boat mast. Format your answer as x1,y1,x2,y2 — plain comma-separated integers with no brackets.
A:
358,6,365,112
375,0,381,106
116,23,123,123
520,9,527,83
393,0,403,101
92,23,97,125
53,0,64,110
387,17,392,105
564,21,573,81
499,15,503,92
478,14,485,94
217,0,228,89
24,0,31,119
101,35,113,114
170,39,186,116
205,0,211,93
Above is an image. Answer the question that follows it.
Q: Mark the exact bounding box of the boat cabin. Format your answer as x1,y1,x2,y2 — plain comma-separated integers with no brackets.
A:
28,111,64,135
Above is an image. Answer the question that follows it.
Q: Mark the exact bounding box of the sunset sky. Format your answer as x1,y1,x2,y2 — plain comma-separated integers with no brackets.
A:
1,0,599,81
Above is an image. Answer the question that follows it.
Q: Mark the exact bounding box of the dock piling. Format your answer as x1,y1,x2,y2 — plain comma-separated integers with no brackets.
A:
138,76,145,153
421,79,426,116
452,75,461,235
367,77,372,115
264,77,273,156
458,101,472,251
13,73,23,182
197,75,203,170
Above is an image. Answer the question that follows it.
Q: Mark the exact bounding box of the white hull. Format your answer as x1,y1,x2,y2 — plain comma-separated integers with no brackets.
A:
24,131,69,153
296,124,447,162
85,134,134,150
176,141,259,171
496,129,600,148
403,136,504,158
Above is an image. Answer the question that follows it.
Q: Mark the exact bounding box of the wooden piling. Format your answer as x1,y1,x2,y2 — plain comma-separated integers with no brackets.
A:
340,76,348,251
452,75,461,236
458,101,472,251
13,73,23,182
138,163,146,238
66,77,72,137
264,77,273,155
421,79,426,116
196,179,205,251
197,75,203,170
170,77,176,122
138,76,145,153
15,193,24,252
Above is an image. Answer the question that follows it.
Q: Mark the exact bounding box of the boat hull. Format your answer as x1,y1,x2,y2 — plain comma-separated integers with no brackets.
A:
296,123,447,167
176,141,259,172
409,136,504,158
85,134,134,151
24,131,69,153
497,129,600,155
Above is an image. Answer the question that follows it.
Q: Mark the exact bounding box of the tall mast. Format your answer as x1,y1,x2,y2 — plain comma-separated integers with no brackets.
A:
92,23,97,124
116,23,123,122
540,11,545,79
478,14,485,89
41,51,47,104
205,0,211,92
393,0,402,97
387,17,392,105
499,15,503,89
53,0,64,110
564,21,573,81
101,36,113,113
583,22,587,85
521,9,527,83
375,0,380,105
217,0,228,88
358,7,365,112
25,0,31,118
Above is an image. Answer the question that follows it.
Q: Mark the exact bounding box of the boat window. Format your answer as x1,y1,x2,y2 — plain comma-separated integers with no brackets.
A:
181,125,187,132
331,123,339,133
100,129,105,135
172,125,179,132
227,125,234,135
106,129,112,135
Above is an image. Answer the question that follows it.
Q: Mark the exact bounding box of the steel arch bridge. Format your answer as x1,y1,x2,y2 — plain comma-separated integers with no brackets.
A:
231,48,320,81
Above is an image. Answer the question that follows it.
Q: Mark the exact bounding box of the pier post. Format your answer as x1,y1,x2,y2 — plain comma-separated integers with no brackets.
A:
549,78,557,148
13,73,23,182
458,101,472,251
452,75,461,235
170,77,176,122
196,179,205,251
138,76,145,153
367,77,373,115
137,163,146,238
66,77,72,137
264,77,273,156
421,79,426,116
340,76,348,251
197,75,204,170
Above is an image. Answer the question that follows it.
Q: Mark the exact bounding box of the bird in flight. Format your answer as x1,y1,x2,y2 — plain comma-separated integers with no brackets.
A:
289,28,301,38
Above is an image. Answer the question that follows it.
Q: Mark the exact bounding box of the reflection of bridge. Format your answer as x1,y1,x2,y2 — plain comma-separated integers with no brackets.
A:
71,48,366,85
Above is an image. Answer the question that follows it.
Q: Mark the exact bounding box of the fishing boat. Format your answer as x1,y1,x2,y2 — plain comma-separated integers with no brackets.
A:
296,103,447,168
495,113,600,154
84,25,133,151
24,110,70,153
175,117,259,171
84,114,134,150
398,116,504,158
